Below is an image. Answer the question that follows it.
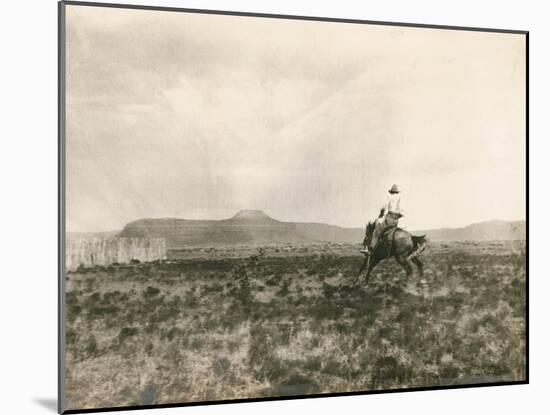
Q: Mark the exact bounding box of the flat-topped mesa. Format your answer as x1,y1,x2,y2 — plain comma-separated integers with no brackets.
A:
119,213,525,249
229,209,277,223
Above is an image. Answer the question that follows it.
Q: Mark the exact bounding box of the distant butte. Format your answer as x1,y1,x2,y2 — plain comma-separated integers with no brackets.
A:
117,211,526,249
229,210,277,221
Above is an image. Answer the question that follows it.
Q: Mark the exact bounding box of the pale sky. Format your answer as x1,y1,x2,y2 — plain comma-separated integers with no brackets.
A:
65,5,526,232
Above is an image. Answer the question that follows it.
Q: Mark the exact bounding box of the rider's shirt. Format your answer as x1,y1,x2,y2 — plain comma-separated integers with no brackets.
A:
385,193,402,215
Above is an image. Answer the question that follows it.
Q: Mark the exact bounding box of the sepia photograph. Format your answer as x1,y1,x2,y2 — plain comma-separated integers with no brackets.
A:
60,2,527,412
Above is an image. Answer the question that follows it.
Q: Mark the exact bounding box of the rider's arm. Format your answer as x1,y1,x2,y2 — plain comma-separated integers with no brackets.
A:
384,196,391,213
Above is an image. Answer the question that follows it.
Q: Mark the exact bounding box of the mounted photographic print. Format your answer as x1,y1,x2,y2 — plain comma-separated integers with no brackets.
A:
58,1,528,413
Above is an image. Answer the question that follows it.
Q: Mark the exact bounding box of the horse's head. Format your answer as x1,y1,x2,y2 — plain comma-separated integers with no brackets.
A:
363,221,378,250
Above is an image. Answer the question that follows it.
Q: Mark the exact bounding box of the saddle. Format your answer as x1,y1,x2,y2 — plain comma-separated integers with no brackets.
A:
377,226,398,257
382,226,398,239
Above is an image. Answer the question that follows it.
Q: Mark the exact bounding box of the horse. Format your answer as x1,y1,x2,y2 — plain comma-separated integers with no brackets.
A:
357,220,427,285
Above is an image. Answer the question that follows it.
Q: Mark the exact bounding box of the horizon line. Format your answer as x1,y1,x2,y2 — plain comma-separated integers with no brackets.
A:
67,212,526,235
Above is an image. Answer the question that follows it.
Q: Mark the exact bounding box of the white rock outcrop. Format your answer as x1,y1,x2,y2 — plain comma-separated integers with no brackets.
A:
66,237,167,271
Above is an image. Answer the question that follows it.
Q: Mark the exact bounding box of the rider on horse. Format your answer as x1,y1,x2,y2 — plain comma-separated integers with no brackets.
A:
360,184,403,254
357,184,426,283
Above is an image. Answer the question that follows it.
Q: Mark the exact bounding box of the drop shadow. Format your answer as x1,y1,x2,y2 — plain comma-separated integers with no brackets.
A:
34,398,57,413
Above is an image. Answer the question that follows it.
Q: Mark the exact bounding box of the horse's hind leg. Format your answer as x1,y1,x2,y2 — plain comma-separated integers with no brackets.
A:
395,255,413,277
411,256,424,277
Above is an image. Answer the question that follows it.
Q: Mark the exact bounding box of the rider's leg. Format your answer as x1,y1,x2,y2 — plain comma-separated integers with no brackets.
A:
385,212,399,228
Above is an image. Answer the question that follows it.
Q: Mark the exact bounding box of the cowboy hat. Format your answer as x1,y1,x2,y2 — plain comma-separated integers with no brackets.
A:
388,184,400,193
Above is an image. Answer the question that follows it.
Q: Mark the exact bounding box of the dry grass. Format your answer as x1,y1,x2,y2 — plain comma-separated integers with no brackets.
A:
64,241,526,410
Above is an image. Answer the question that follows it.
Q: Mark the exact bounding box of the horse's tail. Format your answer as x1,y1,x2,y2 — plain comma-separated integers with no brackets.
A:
411,235,427,256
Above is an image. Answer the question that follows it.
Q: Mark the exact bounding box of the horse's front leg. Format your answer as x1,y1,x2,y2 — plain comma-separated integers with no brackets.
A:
354,255,370,286
358,255,369,276
364,255,381,286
